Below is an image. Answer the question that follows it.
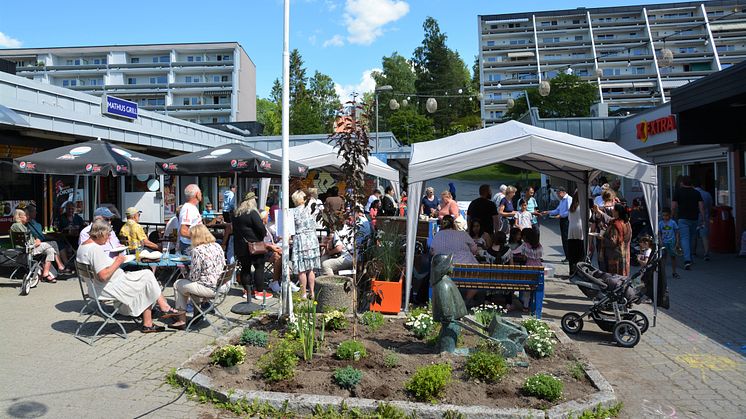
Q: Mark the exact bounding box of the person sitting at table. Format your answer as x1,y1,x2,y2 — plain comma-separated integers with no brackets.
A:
178,184,203,256
100,203,123,235
119,207,160,251
79,208,122,256
429,215,479,300
57,201,84,231
163,206,181,252
264,210,300,294
169,224,226,330
77,220,182,333
11,209,71,282
201,202,218,224
24,204,72,264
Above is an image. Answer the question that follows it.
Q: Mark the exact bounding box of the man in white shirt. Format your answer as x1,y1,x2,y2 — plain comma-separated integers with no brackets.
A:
178,184,203,255
365,189,381,213
320,226,353,276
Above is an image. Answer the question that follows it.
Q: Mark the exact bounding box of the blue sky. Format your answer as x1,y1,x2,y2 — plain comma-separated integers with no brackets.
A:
0,0,647,100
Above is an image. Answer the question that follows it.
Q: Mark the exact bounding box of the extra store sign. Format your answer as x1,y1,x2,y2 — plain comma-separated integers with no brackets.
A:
636,115,676,142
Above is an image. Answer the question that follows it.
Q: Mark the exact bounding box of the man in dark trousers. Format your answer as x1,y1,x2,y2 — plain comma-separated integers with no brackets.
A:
467,184,498,235
543,186,572,263
672,175,704,270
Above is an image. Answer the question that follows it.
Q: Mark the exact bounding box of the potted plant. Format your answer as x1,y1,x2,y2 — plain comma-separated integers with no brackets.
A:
367,225,404,314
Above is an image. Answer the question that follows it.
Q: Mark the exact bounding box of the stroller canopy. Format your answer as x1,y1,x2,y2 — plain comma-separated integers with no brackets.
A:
404,120,659,311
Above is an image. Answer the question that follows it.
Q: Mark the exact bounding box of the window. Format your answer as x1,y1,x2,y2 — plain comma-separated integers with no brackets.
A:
572,19,581,24
577,69,589,76
195,56,203,62
603,68,621,76
542,37,560,43
598,34,614,40
517,72,534,80
183,98,190,105
541,21,550,27
486,56,497,62
487,74,501,81
131,57,140,64
185,76,192,83
679,47,696,54
490,24,498,29
152,57,159,63
192,76,201,83
213,75,220,82
79,80,86,86
486,40,495,46
150,76,167,84
128,78,136,85
717,45,735,52
191,97,200,105
634,67,645,75
632,48,646,56
551,20,557,26
62,80,69,87
187,56,194,62
159,55,169,63
629,33,637,37
223,55,231,61
221,75,229,82
546,70,558,79
575,36,583,41
70,80,77,86
509,39,527,45
74,59,80,65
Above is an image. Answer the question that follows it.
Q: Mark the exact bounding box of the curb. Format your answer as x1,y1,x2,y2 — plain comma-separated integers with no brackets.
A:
175,317,616,418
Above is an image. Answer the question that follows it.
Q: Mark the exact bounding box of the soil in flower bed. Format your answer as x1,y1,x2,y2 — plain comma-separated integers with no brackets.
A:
187,315,597,410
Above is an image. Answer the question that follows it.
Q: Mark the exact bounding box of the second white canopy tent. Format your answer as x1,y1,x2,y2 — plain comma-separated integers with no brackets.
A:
259,140,401,208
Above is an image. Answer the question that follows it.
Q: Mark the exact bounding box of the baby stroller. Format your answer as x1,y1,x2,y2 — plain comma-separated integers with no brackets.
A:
0,231,43,295
560,246,663,348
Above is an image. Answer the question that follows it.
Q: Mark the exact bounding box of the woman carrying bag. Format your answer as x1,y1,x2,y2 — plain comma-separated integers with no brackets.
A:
232,192,270,300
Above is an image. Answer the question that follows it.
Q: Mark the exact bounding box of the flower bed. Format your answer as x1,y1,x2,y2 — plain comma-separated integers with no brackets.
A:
184,313,599,412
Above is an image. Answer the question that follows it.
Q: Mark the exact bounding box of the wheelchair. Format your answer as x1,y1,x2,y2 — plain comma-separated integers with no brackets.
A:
0,231,43,295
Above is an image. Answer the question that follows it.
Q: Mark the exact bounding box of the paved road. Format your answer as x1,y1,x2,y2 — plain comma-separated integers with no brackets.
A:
0,269,252,419
539,220,746,419
1,220,744,418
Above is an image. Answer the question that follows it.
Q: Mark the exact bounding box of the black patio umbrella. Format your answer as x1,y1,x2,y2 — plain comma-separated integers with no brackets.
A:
13,139,158,176
156,143,308,178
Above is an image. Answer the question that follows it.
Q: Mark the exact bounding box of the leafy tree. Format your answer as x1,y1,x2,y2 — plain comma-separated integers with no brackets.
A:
387,107,435,144
412,17,472,135
505,73,598,120
371,52,417,133
256,98,281,135
270,49,339,134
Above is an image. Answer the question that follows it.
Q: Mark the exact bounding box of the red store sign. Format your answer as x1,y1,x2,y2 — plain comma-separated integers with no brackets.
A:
636,115,676,142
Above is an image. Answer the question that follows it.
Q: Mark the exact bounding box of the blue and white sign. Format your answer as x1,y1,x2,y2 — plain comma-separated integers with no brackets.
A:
102,95,138,120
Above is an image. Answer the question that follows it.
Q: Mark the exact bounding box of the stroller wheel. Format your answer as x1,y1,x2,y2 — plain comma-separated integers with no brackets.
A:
623,310,649,334
561,312,583,334
613,320,641,348
21,275,32,296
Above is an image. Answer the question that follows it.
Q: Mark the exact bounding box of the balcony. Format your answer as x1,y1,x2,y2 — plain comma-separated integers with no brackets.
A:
105,83,169,92
169,82,232,89
108,62,170,69
171,61,234,68
46,64,108,71
68,85,105,92
167,103,231,111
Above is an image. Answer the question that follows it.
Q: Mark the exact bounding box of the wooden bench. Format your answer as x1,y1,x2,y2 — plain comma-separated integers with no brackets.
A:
450,263,546,319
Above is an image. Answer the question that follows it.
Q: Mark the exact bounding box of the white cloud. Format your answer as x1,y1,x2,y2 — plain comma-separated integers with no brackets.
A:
308,34,317,46
334,68,380,102
343,0,409,45
0,32,22,48
324,0,338,11
323,34,345,48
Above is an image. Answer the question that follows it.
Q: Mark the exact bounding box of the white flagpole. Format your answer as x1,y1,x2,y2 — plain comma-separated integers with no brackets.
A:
280,0,293,319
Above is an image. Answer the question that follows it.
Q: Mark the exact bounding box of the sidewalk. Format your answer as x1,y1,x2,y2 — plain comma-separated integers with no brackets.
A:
0,272,251,418
539,219,746,418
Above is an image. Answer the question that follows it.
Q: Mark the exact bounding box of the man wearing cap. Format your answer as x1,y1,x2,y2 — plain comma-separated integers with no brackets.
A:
223,184,237,223
79,207,122,256
178,184,203,255
120,207,160,251
543,186,572,263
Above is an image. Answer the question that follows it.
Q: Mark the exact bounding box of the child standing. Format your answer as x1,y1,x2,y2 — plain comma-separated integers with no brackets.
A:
515,200,533,230
511,228,543,311
636,235,653,266
659,208,681,279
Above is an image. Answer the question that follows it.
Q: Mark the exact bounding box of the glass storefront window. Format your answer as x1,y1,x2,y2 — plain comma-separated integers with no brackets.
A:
716,161,730,206
660,166,672,209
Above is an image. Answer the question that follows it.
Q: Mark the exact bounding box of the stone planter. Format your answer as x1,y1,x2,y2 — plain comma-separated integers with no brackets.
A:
315,275,353,313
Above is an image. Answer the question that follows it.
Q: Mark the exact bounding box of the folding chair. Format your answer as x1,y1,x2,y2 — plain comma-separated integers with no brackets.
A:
74,261,130,345
8,231,43,296
186,263,237,335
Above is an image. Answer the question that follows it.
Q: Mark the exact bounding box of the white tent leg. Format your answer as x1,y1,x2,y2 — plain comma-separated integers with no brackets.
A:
404,182,423,312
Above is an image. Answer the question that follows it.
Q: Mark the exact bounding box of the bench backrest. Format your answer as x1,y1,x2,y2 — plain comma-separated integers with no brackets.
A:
451,263,544,291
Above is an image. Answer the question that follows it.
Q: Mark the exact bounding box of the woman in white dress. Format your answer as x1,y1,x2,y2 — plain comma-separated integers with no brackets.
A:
76,220,182,333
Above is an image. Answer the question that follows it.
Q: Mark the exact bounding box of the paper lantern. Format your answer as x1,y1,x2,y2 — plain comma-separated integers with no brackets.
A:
506,98,515,108
539,80,551,97
595,67,604,78
659,48,674,67
426,98,438,113
401,99,408,107
388,99,400,110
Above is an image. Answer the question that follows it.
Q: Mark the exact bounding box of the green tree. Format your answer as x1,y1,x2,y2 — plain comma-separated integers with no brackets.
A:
371,52,417,133
505,73,598,120
269,49,339,134
412,17,472,136
387,107,435,144
256,98,281,135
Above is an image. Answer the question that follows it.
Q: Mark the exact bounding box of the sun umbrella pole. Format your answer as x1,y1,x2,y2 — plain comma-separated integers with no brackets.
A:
279,0,294,320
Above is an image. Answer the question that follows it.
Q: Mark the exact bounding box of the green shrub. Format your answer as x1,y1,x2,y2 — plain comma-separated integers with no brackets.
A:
323,309,349,331
210,345,246,367
239,328,268,347
569,361,585,381
522,318,551,337
332,366,363,390
473,303,503,327
475,339,505,355
442,410,466,419
383,351,400,368
574,402,623,419
336,340,367,360
405,313,435,339
405,363,452,402
373,402,409,419
525,333,555,358
258,339,299,382
465,351,508,383
361,311,385,332
522,373,563,402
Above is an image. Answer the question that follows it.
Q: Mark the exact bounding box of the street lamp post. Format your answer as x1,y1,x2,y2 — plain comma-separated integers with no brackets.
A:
374,85,393,154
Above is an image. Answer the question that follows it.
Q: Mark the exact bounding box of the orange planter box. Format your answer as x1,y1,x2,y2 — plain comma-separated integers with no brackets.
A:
370,278,403,314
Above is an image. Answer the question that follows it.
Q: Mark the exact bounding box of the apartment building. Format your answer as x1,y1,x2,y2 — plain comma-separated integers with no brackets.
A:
478,0,746,124
0,42,256,124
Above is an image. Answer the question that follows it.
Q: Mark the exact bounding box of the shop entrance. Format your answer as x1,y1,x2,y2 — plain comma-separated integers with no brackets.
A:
689,162,716,201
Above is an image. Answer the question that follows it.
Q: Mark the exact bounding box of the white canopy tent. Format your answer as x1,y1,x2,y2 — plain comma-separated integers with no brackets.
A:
261,141,401,208
404,120,659,312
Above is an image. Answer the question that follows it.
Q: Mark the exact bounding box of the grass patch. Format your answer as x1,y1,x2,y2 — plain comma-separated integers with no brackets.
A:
573,402,624,419
568,361,585,381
